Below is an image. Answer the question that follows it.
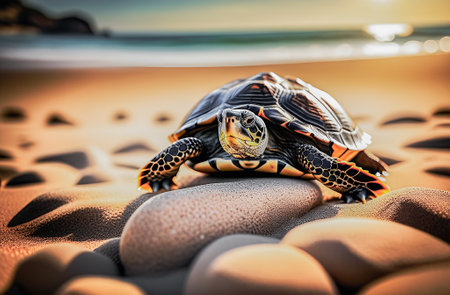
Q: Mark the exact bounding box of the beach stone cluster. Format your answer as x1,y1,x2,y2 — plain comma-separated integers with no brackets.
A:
5,186,450,294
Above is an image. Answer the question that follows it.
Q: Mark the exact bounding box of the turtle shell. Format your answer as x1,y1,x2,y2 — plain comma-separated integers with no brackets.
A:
170,72,371,160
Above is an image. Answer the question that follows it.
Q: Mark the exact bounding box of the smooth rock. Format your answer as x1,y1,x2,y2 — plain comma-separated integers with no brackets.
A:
186,234,279,294
281,218,450,288
120,178,321,275
94,238,123,274
359,260,450,295
12,244,120,295
339,187,450,243
198,244,337,295
125,269,189,295
273,187,450,243
56,276,145,295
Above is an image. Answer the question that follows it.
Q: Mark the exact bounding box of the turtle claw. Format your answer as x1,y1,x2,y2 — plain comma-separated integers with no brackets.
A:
341,187,370,204
342,193,353,204
151,181,160,193
356,189,367,204
145,178,175,193
161,179,172,191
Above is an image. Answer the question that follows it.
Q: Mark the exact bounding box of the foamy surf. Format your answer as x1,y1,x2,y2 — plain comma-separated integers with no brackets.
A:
0,29,448,69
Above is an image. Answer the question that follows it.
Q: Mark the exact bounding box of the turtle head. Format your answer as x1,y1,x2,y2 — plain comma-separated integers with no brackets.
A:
218,108,268,158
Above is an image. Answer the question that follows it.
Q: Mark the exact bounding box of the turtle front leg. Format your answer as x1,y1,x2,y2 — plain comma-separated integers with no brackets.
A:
297,144,389,203
138,137,204,192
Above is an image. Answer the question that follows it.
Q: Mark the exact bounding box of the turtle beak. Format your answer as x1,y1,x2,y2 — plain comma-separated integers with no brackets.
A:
222,109,251,140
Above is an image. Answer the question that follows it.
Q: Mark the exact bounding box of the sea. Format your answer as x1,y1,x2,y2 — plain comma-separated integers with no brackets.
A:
0,26,448,69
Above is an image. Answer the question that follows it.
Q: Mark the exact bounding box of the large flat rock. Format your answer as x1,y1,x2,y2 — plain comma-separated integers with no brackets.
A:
120,177,322,275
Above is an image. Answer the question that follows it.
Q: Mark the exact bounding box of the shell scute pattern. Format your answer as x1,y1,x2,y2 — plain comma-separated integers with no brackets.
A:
172,72,368,155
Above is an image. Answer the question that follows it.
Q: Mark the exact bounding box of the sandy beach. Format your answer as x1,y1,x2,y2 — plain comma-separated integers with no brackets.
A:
0,54,449,294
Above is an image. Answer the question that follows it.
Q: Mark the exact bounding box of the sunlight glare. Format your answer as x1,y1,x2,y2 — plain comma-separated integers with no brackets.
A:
423,40,439,53
439,36,450,52
365,24,413,42
401,40,422,55
363,42,400,56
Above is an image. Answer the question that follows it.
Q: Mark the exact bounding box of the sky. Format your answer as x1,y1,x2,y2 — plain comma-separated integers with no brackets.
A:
25,0,450,33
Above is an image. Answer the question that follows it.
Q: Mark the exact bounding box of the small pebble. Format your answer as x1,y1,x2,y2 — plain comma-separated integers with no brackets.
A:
56,276,144,295
47,113,74,126
186,234,279,295
6,171,44,187
35,151,90,169
1,106,26,122
197,244,338,295
281,217,450,288
12,244,119,295
359,260,450,295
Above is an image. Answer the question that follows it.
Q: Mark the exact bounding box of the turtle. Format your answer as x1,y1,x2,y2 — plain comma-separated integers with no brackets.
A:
138,72,389,203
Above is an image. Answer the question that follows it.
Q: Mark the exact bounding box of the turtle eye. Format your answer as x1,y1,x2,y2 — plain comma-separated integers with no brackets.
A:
244,117,254,126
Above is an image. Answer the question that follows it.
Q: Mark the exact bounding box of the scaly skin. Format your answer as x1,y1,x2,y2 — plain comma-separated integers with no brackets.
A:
297,144,389,203
138,137,203,192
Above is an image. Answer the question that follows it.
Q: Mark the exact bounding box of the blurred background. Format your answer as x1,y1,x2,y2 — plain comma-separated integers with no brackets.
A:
0,0,449,68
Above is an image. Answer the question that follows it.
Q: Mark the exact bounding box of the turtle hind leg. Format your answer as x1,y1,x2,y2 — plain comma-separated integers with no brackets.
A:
351,150,388,175
297,144,389,203
138,137,203,193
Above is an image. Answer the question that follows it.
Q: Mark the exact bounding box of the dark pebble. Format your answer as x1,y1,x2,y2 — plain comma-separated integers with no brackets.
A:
0,149,13,160
19,141,34,149
114,163,140,170
405,137,450,150
424,167,450,178
155,113,172,123
11,244,119,295
374,154,403,166
35,151,90,169
113,143,154,154
0,165,18,180
76,174,108,185
381,116,427,126
432,107,450,117
8,194,69,227
114,112,128,121
1,106,26,122
94,238,124,274
6,171,44,187
126,269,189,295
46,113,74,126
435,123,450,128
